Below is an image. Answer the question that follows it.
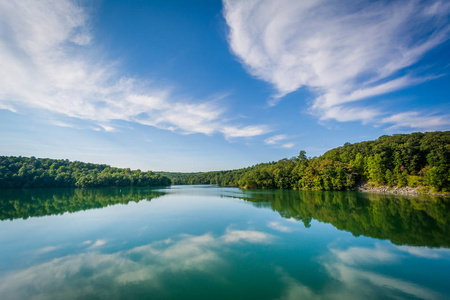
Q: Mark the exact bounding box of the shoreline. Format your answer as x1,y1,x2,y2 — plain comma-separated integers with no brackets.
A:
356,183,450,197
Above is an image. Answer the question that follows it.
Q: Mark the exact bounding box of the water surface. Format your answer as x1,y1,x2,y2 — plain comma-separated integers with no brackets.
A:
0,186,449,299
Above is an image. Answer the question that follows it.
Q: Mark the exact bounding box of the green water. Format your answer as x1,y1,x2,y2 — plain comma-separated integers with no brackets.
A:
0,186,449,299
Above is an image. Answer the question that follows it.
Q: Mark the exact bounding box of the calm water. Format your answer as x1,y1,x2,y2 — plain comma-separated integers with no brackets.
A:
1,186,449,299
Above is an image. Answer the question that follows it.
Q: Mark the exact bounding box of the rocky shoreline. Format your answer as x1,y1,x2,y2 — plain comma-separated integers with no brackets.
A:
356,183,449,197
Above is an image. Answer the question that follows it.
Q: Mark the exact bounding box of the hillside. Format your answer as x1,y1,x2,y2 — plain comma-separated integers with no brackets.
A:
1,131,448,192
163,131,450,192
0,156,171,188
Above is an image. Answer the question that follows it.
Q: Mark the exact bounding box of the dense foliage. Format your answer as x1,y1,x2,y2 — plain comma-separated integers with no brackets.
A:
160,169,251,186
0,156,171,188
2,131,448,191
164,131,450,192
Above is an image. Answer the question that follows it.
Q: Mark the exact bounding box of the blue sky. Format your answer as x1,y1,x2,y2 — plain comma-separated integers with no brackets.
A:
0,0,449,172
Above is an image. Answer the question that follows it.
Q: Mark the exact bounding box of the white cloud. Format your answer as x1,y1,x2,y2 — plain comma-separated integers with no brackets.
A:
222,125,272,139
223,0,450,130
0,0,271,139
281,143,295,149
381,111,450,131
48,120,75,128
264,134,295,148
264,134,287,145
319,106,381,123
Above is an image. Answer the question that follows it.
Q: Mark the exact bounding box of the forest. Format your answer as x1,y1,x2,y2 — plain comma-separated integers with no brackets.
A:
0,156,171,188
163,131,450,192
1,131,448,192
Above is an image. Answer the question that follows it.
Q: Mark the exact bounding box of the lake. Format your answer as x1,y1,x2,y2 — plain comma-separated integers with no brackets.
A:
1,185,449,299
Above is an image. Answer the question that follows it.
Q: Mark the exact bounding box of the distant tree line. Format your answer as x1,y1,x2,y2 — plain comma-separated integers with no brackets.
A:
159,168,251,186
0,156,171,188
2,131,448,192
163,131,449,192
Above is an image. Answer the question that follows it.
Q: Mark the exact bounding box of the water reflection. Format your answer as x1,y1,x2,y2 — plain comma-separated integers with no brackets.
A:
0,187,167,220
0,229,274,300
0,186,449,299
1,230,448,299
322,243,450,300
2,187,449,249
234,189,450,248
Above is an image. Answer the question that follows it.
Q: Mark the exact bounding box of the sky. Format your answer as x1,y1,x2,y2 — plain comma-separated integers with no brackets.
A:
0,0,449,172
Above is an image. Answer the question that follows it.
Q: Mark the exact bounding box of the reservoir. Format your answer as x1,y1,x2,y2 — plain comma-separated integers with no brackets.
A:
0,185,449,299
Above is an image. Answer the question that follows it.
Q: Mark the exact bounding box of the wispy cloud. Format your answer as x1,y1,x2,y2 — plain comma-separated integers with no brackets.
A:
0,0,270,139
223,0,450,130
281,143,295,149
264,134,287,145
264,134,295,148
222,125,272,139
381,111,450,131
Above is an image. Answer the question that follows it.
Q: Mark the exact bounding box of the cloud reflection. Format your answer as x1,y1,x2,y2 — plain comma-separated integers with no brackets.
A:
0,229,273,299
278,262,438,300
222,228,274,243
397,245,450,259
267,221,293,233
330,244,397,266
276,243,442,300
89,239,107,248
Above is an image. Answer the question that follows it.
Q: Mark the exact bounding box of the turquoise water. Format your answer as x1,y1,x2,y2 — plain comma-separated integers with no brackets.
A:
0,186,449,299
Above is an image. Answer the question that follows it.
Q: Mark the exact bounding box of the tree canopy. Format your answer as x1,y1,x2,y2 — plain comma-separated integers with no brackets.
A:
0,156,171,188
2,131,448,192
163,131,450,192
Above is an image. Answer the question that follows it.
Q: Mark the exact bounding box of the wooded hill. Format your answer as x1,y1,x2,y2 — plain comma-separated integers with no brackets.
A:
1,131,448,192
0,156,171,188
163,131,450,192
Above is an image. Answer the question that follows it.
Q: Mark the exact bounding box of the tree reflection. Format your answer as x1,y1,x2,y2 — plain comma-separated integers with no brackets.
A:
238,190,450,248
0,187,167,221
